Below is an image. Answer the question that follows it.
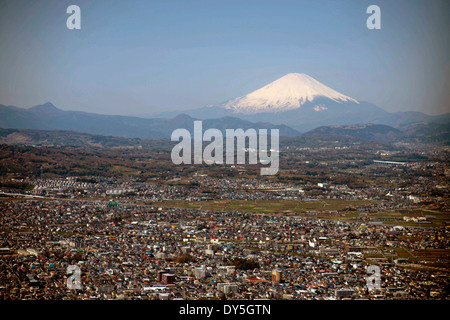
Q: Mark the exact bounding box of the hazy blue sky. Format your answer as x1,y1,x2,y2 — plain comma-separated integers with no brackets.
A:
0,0,448,115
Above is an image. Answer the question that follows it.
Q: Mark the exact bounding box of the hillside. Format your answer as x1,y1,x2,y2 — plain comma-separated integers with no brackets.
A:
303,123,449,144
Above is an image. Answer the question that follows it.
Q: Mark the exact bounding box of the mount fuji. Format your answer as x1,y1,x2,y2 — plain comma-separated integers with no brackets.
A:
220,73,359,114
157,73,391,131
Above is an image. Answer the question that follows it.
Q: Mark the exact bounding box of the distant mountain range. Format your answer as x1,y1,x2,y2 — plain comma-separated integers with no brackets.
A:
0,100,448,145
0,73,448,142
0,102,300,139
154,73,449,132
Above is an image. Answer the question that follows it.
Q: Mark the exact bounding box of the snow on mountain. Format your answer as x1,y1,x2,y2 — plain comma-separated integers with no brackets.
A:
221,73,359,114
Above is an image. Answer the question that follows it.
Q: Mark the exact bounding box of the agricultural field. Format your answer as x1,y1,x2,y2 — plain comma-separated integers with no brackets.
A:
156,199,379,214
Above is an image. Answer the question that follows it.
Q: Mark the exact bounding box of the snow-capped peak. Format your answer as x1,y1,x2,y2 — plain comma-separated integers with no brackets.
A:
222,73,359,114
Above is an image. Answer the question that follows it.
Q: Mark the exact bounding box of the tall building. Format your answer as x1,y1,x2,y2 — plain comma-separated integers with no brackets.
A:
272,269,282,283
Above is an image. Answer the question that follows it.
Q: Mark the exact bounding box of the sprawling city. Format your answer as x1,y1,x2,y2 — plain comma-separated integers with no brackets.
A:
1,135,448,301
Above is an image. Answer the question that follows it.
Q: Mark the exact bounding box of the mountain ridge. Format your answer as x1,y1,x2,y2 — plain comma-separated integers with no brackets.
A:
0,103,300,139
303,122,450,144
1,74,448,138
